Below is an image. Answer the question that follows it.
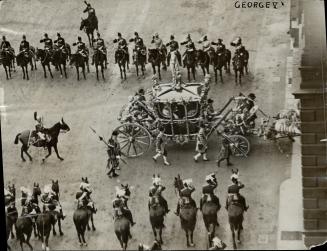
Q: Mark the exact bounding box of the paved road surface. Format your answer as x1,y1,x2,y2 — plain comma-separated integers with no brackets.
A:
1,0,292,249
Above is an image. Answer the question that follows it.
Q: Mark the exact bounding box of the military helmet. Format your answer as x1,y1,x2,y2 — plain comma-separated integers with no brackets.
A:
218,38,223,42
44,33,48,37
208,98,214,103
2,35,6,40
170,35,174,40
57,33,61,37
78,36,82,41
248,93,256,100
22,35,26,39
118,32,122,37
134,32,138,36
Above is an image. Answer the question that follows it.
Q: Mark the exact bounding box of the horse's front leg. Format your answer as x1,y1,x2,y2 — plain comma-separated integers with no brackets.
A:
158,65,161,80
219,68,223,83
54,144,64,161
136,64,139,77
119,65,123,79
4,66,9,80
21,145,26,162
159,227,163,244
86,59,90,73
26,66,29,81
96,65,99,81
82,66,86,80
101,64,105,80
91,213,96,231
192,67,196,80
186,230,190,247
76,66,80,81
42,64,47,78
48,64,53,78
63,64,67,78
52,221,57,236
58,64,63,78
58,218,64,236
190,231,195,247
187,67,191,82
33,222,38,238
22,66,25,80
123,66,126,80
214,68,218,84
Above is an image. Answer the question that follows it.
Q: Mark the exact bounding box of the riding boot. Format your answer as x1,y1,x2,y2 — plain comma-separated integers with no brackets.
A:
174,202,180,216
161,197,170,214
199,197,203,211
125,209,136,226
91,56,94,65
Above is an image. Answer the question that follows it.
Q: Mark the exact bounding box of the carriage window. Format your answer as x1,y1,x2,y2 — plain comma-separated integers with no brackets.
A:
186,102,199,118
157,103,186,119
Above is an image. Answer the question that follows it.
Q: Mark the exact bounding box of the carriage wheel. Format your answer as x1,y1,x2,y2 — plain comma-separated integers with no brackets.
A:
228,135,250,157
114,123,151,158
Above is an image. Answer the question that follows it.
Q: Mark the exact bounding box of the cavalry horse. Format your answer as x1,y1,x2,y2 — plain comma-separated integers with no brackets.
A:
36,210,57,251
70,53,90,80
174,175,197,247
149,195,166,244
196,49,210,76
14,117,70,162
232,53,244,85
148,48,166,80
52,45,68,78
0,48,15,80
36,48,53,78
227,195,245,249
5,184,17,240
215,49,230,84
116,48,128,80
93,48,106,81
201,194,221,246
133,47,146,78
184,50,197,81
80,18,97,47
114,213,131,250
16,47,37,80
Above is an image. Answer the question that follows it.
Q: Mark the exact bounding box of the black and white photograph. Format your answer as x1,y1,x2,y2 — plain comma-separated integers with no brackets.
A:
0,0,326,250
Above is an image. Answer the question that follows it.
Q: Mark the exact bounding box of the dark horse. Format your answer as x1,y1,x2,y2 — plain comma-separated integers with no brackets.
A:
133,48,146,78
6,208,18,251
114,214,131,250
215,50,227,84
93,49,106,81
174,175,197,247
227,196,246,249
16,50,35,80
36,48,53,79
116,48,128,80
148,48,166,80
15,204,39,251
0,49,15,80
36,211,57,251
184,50,196,81
196,49,210,76
14,118,70,162
80,18,97,47
52,45,68,78
149,195,165,244
5,184,17,241
70,53,89,80
48,181,65,237
232,53,244,85
201,196,221,247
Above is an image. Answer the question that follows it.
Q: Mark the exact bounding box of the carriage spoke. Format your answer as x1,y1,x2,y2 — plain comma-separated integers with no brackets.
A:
133,141,144,152
132,143,138,156
127,143,132,155
135,139,148,145
133,128,144,137
120,141,130,150
118,129,130,137
118,139,129,145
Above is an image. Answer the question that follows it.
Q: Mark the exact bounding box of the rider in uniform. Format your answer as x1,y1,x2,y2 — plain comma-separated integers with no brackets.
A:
92,32,107,66
53,33,67,54
106,131,121,178
151,33,166,68
17,35,30,58
129,32,146,64
180,34,196,68
114,32,129,65
174,178,196,216
198,35,213,53
40,184,57,212
194,122,209,162
0,36,14,57
152,126,170,166
33,111,49,143
212,38,226,53
166,35,181,66
83,1,97,21
40,33,53,58
77,179,97,213
72,36,88,58
200,173,221,225
149,175,170,215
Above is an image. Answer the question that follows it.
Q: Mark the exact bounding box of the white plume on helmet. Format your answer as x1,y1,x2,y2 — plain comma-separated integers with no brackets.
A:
152,176,161,186
115,186,125,197
205,173,215,182
183,178,192,187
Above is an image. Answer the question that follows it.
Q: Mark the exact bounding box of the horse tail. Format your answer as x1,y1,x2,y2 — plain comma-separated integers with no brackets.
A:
14,133,21,144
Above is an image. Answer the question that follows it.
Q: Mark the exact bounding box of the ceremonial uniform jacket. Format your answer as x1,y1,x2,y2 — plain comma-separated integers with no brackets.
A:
40,38,53,49
149,185,165,197
0,40,11,49
74,41,86,52
152,37,163,49
117,38,127,49
202,182,217,195
181,40,195,51
19,40,30,51
166,40,179,51
212,42,226,52
54,37,65,47
228,183,244,194
95,38,105,48
180,186,195,198
132,37,144,50
83,6,96,17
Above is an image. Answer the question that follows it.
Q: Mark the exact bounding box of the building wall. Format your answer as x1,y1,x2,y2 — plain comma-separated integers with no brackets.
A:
291,0,327,247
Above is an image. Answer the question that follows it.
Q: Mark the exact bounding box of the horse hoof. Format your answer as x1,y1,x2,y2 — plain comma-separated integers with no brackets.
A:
46,247,50,251
42,243,45,249
60,232,64,236
190,243,195,247
22,159,26,162
83,243,88,247
60,158,64,161
79,242,83,247
42,159,45,163
237,240,241,244
29,158,33,162
92,227,96,231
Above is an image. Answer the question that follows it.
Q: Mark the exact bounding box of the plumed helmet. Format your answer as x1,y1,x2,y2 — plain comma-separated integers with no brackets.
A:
218,38,223,42
78,36,82,41
248,93,256,100
44,33,48,37
183,178,192,187
230,173,239,181
152,176,161,186
43,184,52,194
186,34,191,39
115,186,125,197
138,88,145,95
118,32,122,37
57,33,61,37
170,35,174,40
22,35,26,39
2,35,6,40
154,32,159,37
205,173,215,182
134,32,138,36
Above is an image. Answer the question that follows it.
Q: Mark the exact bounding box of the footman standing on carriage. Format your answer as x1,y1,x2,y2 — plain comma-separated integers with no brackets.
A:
166,35,181,67
180,34,196,68
149,175,170,216
114,32,129,65
174,178,196,216
152,126,170,166
194,122,209,162
200,173,221,225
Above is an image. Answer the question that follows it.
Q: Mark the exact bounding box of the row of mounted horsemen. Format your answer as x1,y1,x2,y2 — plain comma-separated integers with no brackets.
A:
5,166,247,250
0,0,249,83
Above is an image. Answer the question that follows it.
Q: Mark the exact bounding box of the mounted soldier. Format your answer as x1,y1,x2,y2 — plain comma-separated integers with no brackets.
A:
54,33,67,54
106,131,121,178
83,1,98,30
72,36,88,58
194,122,209,162
114,32,129,65
76,178,97,213
212,38,226,53
112,186,136,227
230,36,242,50
149,175,170,215
92,32,107,65
180,34,196,67
32,111,50,144
198,35,214,53
150,32,167,68
152,126,170,166
40,33,53,58
200,173,221,225
174,178,196,216
17,35,30,58
0,35,14,57
166,35,181,66
129,32,146,64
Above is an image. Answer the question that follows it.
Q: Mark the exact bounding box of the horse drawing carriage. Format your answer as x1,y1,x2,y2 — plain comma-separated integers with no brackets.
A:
114,79,251,158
